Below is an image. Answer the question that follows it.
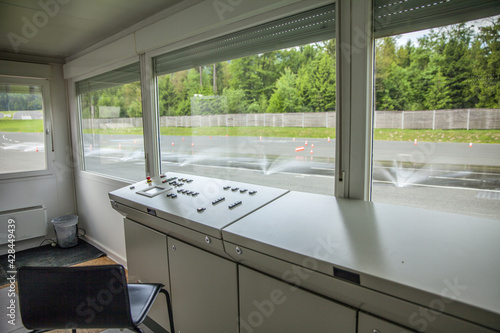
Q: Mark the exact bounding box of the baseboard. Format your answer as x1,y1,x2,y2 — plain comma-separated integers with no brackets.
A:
81,235,127,268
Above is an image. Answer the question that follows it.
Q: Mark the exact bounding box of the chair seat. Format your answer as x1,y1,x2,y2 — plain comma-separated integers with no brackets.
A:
128,283,164,326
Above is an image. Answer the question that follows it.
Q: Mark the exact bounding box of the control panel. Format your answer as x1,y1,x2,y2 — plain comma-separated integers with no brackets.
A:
109,172,288,238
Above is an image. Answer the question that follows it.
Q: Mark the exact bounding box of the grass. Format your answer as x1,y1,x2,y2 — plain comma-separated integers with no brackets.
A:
374,129,500,144
3,120,499,143
0,119,44,132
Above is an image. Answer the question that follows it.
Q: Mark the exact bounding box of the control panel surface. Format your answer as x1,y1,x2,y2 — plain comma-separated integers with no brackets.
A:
109,172,288,238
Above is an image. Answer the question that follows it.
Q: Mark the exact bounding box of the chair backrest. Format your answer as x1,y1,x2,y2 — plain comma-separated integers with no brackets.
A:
18,265,134,330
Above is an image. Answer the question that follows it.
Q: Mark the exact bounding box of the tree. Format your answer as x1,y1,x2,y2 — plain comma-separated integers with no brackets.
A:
267,68,302,113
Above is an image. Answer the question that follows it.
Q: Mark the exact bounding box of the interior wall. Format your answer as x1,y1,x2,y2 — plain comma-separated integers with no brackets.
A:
0,62,76,255
65,0,332,265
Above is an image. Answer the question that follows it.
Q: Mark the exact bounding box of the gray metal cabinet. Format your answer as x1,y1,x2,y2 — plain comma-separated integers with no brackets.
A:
239,266,357,333
124,218,172,331
358,312,415,333
168,237,239,333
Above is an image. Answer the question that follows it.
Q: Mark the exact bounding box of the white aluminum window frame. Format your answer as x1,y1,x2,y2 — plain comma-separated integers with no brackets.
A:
0,76,54,180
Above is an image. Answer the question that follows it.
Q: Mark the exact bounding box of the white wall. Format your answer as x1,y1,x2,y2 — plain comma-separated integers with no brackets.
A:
0,61,76,254
65,0,332,265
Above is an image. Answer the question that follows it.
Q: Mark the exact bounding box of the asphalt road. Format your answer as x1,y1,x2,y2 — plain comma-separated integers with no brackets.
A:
2,132,499,220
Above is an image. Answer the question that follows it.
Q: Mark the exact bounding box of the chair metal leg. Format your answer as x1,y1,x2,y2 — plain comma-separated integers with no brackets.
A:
160,288,175,333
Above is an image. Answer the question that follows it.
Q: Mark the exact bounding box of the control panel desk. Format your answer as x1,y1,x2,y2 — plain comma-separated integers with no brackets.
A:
110,174,500,333
223,191,500,332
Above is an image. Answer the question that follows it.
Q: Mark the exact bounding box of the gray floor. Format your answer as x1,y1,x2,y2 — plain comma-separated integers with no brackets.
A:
0,287,154,333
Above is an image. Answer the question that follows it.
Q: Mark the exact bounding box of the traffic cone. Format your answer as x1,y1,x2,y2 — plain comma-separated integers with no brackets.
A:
310,149,313,154
191,142,194,147
293,138,295,142
209,136,212,139
328,137,330,142
182,137,185,141
172,142,174,146
311,143,314,148
305,140,308,146
469,142,472,148
259,136,262,140
414,139,417,145
35,146,38,152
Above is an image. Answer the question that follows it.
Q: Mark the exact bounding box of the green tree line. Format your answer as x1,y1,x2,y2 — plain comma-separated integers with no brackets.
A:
376,17,500,110
32,16,500,118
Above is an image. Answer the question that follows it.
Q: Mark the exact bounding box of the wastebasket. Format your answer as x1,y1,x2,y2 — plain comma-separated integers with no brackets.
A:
51,215,79,248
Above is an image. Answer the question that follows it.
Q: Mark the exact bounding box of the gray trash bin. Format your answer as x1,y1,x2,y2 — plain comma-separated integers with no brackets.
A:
51,215,79,248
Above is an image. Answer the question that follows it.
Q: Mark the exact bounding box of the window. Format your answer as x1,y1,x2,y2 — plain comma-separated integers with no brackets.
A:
76,63,145,181
0,79,49,175
372,1,500,220
154,5,337,195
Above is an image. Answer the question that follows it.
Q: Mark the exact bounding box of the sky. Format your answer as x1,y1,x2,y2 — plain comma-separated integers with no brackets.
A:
395,14,499,47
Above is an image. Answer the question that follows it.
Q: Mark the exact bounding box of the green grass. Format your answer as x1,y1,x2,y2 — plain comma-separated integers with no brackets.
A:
374,129,500,144
0,119,44,132
159,126,336,138
4,120,500,144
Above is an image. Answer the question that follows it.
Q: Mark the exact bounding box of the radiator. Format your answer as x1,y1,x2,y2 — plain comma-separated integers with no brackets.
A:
0,205,47,245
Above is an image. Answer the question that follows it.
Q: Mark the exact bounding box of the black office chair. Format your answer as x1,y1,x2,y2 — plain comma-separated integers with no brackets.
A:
17,265,174,333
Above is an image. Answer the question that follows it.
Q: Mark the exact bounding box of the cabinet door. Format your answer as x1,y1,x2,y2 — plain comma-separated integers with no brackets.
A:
168,237,239,333
239,266,356,333
358,312,415,333
124,218,171,331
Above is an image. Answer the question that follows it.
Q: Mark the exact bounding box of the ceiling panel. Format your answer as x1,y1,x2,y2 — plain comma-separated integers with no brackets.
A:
0,0,185,59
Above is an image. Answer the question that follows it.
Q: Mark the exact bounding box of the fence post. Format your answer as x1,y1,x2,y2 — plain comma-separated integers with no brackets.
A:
467,109,470,130
401,111,404,130
432,110,435,130
302,113,305,128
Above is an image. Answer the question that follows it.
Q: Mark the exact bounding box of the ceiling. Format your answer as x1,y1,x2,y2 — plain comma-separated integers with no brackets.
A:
0,0,186,61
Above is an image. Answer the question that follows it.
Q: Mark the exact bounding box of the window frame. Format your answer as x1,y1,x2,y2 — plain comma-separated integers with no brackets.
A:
0,76,53,180
74,60,147,182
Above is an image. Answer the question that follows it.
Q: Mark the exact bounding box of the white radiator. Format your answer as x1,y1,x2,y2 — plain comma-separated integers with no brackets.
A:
0,205,47,245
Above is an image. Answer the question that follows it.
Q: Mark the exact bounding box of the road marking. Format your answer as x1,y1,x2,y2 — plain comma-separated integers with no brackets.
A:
373,180,500,192
429,176,482,182
311,167,335,171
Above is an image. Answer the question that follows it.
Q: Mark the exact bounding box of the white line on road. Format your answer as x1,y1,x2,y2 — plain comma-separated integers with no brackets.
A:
429,176,482,182
373,180,500,192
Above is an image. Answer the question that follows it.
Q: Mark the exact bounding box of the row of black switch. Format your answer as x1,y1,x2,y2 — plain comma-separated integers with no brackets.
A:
223,186,257,195
228,201,242,209
212,197,225,205
177,189,199,196
197,199,243,213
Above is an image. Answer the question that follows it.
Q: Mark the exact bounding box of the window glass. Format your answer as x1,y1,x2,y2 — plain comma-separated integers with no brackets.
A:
156,5,336,195
0,82,47,174
372,15,500,220
77,63,144,181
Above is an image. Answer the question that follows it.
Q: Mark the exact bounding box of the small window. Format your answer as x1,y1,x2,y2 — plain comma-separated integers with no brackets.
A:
0,79,49,175
76,63,145,181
